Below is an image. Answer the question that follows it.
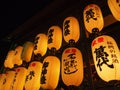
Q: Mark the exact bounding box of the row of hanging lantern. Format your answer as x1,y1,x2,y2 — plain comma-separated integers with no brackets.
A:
0,16,83,90
83,1,120,83
40,26,62,89
24,34,47,90
62,16,83,87
0,0,120,89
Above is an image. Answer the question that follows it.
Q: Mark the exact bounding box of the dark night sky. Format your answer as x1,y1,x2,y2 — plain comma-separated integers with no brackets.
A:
0,0,53,39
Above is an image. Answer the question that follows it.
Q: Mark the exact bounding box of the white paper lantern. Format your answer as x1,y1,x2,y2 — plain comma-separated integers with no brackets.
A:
41,56,60,90
83,4,104,33
24,61,42,90
91,35,120,82
63,16,80,43
61,47,83,86
21,41,34,62
108,0,120,21
34,33,48,56
47,25,62,50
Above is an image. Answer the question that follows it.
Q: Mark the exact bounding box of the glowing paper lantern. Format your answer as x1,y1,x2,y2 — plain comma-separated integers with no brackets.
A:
11,67,27,90
2,70,16,90
91,35,120,82
61,47,83,86
0,74,6,90
108,0,120,21
4,50,15,68
63,16,80,43
47,25,62,50
21,41,34,62
24,61,42,90
83,4,104,33
41,56,60,89
34,34,48,56
13,46,23,66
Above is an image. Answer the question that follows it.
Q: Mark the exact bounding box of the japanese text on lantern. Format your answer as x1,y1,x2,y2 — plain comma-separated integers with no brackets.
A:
48,29,54,44
34,36,39,50
26,71,35,82
107,41,119,63
116,0,120,7
92,36,119,72
63,48,78,74
92,37,104,46
2,74,7,85
85,8,97,23
63,20,70,36
11,70,19,90
94,45,114,71
41,62,49,84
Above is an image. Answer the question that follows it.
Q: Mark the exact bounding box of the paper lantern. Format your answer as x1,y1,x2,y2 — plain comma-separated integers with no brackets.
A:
61,47,83,86
34,33,48,56
91,35,120,82
63,16,80,43
108,0,120,21
41,56,60,89
83,4,104,33
2,70,16,90
21,41,34,62
13,46,23,66
24,61,42,90
4,50,15,68
0,73,7,90
47,25,62,50
11,67,27,90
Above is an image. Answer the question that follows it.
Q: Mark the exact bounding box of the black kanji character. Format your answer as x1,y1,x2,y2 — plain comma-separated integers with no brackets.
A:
94,46,114,71
64,53,78,74
63,20,70,36
48,29,54,44
85,8,97,23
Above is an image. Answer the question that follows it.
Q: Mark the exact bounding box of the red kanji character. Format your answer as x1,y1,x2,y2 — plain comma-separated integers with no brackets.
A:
32,63,36,67
65,49,70,53
92,40,97,46
72,49,76,53
16,68,20,72
98,37,104,43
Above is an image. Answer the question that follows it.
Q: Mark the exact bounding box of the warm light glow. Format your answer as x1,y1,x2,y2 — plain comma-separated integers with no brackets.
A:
108,0,120,21
41,56,60,90
47,25,62,50
61,47,83,86
2,70,16,90
21,41,34,62
91,35,120,82
24,61,42,90
13,46,23,66
63,16,80,43
34,33,48,56
83,4,104,33
11,67,27,90
0,74,6,90
4,50,15,68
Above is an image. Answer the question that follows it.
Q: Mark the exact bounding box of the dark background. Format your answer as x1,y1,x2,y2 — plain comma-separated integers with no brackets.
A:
1,0,54,39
